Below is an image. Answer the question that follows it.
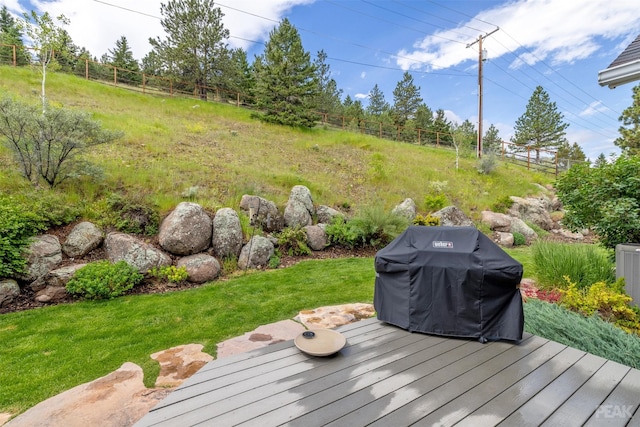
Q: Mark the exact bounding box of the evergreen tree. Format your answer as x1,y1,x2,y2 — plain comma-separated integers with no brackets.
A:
430,109,453,145
556,141,586,170
483,124,502,154
367,84,389,116
511,85,569,162
149,0,230,100
141,50,164,76
0,6,29,66
222,48,254,103
108,36,141,85
55,29,78,73
614,84,640,155
594,153,608,168
342,95,364,131
414,103,434,144
253,18,319,127
72,47,100,78
314,50,342,116
392,71,422,126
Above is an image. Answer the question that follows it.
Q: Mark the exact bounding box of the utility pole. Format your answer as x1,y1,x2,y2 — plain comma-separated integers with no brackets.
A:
467,27,499,159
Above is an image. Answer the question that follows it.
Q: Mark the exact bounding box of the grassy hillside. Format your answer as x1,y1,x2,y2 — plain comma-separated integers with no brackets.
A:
0,65,551,219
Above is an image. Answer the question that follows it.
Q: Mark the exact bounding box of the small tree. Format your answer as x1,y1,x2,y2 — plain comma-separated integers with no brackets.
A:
511,85,568,162
19,11,70,114
108,35,141,85
391,71,422,127
556,141,586,170
0,97,122,188
614,83,640,155
483,124,502,154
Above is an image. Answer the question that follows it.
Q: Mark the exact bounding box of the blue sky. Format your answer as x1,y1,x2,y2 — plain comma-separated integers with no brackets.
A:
3,0,640,160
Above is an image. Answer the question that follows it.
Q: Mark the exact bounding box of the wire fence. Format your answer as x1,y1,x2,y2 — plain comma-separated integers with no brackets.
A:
0,42,578,176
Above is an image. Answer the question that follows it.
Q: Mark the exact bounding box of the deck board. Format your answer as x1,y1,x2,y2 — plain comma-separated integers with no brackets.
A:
134,317,640,427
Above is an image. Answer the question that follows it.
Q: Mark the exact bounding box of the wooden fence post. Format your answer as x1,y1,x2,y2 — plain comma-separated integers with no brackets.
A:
113,67,117,86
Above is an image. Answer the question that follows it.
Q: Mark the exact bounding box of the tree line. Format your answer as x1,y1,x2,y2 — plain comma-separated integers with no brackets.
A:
1,1,639,163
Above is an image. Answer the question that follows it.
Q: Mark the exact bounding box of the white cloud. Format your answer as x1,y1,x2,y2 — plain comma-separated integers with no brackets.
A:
396,0,640,71
360,71,366,79
579,101,608,117
8,0,313,60
354,93,368,100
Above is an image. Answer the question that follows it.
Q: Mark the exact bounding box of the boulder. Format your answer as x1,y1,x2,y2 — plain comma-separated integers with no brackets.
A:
510,217,538,242
159,202,212,255
481,211,512,232
62,222,103,258
176,254,220,283
509,196,554,231
391,198,417,221
284,185,314,228
104,232,171,273
432,206,474,227
494,231,515,248
33,264,87,303
238,236,274,269
216,320,306,359
239,195,283,232
304,225,328,251
316,205,344,224
211,208,243,259
296,303,376,329
18,235,62,283
0,279,20,308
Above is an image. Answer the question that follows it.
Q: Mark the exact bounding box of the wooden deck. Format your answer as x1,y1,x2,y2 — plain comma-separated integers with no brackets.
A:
135,317,640,426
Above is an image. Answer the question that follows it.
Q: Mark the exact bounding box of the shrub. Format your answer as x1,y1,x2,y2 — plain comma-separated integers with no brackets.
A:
532,241,615,289
220,256,238,276
275,227,311,256
412,214,440,226
326,206,409,249
0,196,48,277
100,193,160,235
476,153,498,174
559,277,640,334
148,265,188,284
66,260,143,300
268,254,281,269
512,232,526,246
491,195,514,214
423,181,448,212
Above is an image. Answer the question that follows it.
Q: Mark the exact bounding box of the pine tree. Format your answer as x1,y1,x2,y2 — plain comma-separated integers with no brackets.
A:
367,84,389,116
392,71,422,126
614,84,640,155
594,153,608,168
483,124,502,154
414,104,434,144
556,141,586,170
511,85,568,162
253,18,319,128
149,0,230,100
108,36,141,85
314,50,342,116
430,109,453,145
0,6,29,66
455,119,477,151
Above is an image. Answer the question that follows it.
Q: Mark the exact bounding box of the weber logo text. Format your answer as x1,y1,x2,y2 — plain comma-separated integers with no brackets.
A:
432,241,453,248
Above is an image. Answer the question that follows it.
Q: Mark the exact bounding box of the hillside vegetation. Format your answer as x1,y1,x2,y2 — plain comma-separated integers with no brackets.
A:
0,65,550,220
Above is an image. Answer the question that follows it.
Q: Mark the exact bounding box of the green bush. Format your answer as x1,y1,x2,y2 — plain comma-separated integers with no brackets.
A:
490,195,514,214
326,206,409,249
148,265,189,284
524,298,640,369
0,196,48,277
532,241,615,289
412,214,440,226
66,260,143,300
512,232,526,246
275,227,312,256
98,193,160,235
476,153,498,174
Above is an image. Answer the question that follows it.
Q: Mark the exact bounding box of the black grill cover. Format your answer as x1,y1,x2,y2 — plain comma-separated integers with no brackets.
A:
374,226,524,341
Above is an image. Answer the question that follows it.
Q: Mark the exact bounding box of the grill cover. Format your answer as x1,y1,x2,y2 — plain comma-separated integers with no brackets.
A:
374,226,524,341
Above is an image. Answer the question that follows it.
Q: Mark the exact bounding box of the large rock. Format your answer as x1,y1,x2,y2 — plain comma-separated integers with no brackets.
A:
176,254,220,283
304,225,328,251
284,185,314,228
296,303,376,329
0,279,20,308
33,264,87,303
239,195,283,232
18,235,62,283
62,222,103,258
391,198,417,221
238,236,274,270
4,362,170,427
316,205,344,225
159,202,212,256
480,211,512,232
432,206,474,227
216,320,306,359
510,217,538,242
494,232,515,248
509,196,554,231
104,232,171,273
211,208,243,259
